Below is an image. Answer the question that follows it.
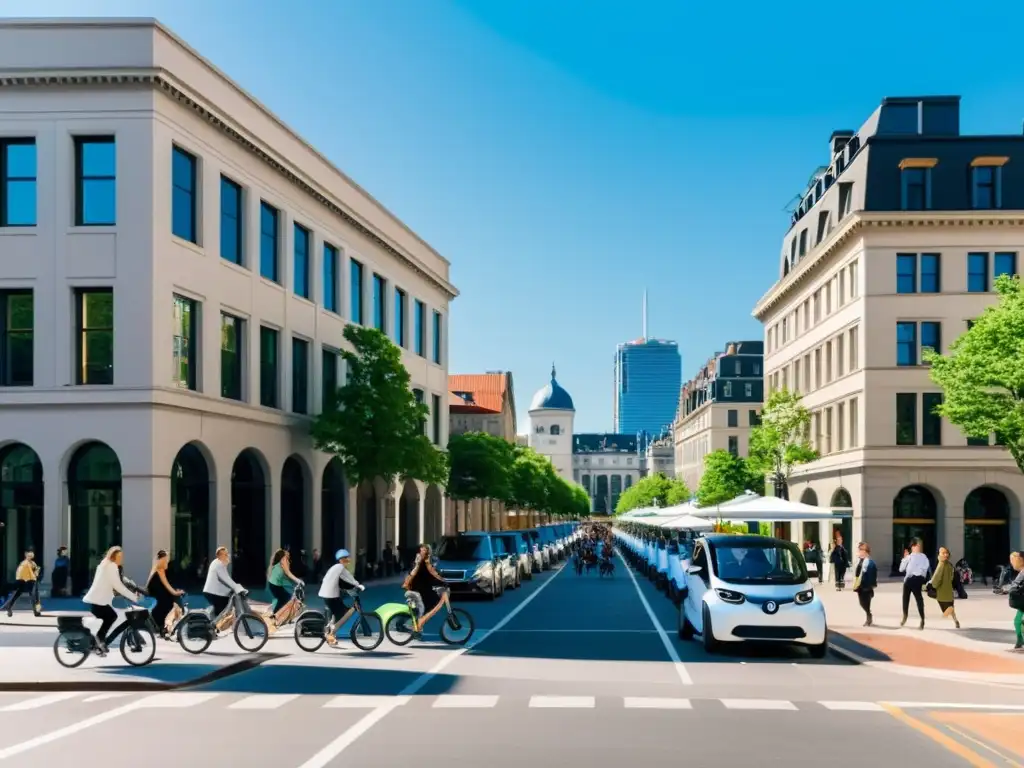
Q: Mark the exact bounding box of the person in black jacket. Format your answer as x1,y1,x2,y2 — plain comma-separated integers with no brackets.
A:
830,534,850,591
853,542,878,626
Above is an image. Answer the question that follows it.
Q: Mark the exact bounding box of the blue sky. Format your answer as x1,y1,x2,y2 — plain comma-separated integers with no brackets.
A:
13,0,1024,430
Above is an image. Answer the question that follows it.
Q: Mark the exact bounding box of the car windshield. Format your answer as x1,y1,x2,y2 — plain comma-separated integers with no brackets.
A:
436,536,491,562
712,543,806,584
527,531,540,543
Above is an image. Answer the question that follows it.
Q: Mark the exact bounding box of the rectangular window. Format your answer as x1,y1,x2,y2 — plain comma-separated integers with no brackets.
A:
728,435,738,456
837,402,845,451
413,388,426,434
0,290,33,386
323,244,338,313
838,270,846,306
74,137,116,226
372,274,387,332
394,288,407,347
967,319,976,330
350,259,364,324
744,382,752,397
825,341,833,383
896,393,917,446
814,348,821,388
813,290,821,323
748,410,760,427
321,347,338,412
727,409,738,428
171,146,197,243
171,294,198,391
293,224,310,299
291,337,309,414
220,176,243,264
824,408,833,454
922,393,943,446
896,322,917,366
968,252,988,292
850,260,859,298
836,334,845,377
901,167,928,211
920,253,940,293
995,252,1017,279
432,310,442,364
75,288,114,385
896,253,917,293
259,202,279,282
849,397,859,447
968,435,990,447
0,138,36,226
793,359,801,392
920,321,941,360
432,393,442,446
259,326,279,408
971,166,999,210
220,313,243,401
849,326,858,371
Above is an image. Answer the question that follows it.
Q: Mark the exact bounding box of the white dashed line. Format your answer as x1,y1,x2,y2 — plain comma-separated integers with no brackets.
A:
722,699,799,711
623,697,693,709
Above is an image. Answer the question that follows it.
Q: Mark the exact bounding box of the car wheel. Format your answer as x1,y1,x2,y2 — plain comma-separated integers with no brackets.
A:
701,604,718,653
808,641,828,659
490,578,498,600
678,606,694,640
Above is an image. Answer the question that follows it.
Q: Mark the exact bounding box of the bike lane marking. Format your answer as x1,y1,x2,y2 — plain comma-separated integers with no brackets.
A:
620,551,693,685
294,563,569,768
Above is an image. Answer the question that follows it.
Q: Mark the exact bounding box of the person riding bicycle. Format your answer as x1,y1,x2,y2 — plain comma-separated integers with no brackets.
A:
202,546,244,623
317,549,365,646
267,549,303,626
402,543,446,632
83,546,143,655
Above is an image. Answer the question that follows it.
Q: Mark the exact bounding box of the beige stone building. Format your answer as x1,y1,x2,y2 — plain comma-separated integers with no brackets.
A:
754,95,1023,577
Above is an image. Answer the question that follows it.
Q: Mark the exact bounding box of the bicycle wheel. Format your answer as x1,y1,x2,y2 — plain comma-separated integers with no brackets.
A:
384,612,416,646
53,632,90,668
234,612,270,652
177,614,214,655
349,612,384,651
294,612,327,653
121,626,157,667
439,608,475,646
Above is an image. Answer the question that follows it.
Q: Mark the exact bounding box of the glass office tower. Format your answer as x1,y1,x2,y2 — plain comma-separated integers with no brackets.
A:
613,338,681,437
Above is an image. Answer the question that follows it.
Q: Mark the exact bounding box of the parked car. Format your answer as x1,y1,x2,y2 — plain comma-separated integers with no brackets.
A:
677,534,827,658
538,526,562,562
433,533,505,599
487,533,520,590
522,528,548,570
494,532,531,583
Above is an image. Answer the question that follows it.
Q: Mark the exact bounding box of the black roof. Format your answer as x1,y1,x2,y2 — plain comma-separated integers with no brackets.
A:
702,534,793,547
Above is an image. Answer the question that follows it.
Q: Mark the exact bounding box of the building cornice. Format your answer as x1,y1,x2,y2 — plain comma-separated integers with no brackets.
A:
0,69,458,300
752,210,1024,319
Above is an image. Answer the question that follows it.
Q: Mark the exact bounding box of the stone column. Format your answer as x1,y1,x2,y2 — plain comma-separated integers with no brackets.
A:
121,473,171,581
269,476,282,553
41,453,63,594
215,471,232,555
310,465,323,556
417,493,426,544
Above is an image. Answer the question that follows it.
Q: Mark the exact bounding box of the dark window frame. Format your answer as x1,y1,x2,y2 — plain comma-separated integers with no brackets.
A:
220,312,244,401
259,201,280,283
432,310,442,364
350,259,364,324
920,253,941,293
896,253,917,294
323,243,338,314
172,294,198,391
900,167,929,211
971,165,1000,210
395,287,407,347
75,288,114,385
219,176,243,265
74,136,116,226
967,252,989,293
0,137,37,227
372,273,387,332
171,146,198,243
321,346,338,412
414,300,426,356
293,223,311,299
994,252,1017,280
922,393,943,446
727,435,739,456
259,326,279,408
727,409,738,428
291,336,309,415
920,321,941,362
896,322,917,366
0,289,33,386
896,392,917,446
432,393,442,445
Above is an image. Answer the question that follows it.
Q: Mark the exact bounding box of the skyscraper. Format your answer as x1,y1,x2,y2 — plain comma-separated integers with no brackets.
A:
613,292,682,437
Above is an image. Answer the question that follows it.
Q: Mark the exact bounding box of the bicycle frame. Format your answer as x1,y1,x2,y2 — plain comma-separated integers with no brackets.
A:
405,588,451,633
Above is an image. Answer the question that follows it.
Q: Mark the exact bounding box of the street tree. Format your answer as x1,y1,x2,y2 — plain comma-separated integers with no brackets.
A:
614,473,692,515
506,445,551,526
572,484,592,518
695,450,760,507
925,274,1024,472
312,326,447,489
447,432,512,530
747,388,817,499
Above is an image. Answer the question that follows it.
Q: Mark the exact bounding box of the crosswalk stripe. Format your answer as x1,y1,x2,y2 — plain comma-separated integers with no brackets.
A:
323,695,401,709
721,699,798,711
139,693,218,708
0,693,79,711
820,701,886,712
229,694,300,710
82,694,128,703
623,697,692,709
529,696,595,709
432,695,499,709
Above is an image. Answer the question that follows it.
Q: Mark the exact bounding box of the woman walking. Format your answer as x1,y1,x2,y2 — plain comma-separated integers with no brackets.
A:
852,542,877,626
929,546,960,629
1008,551,1024,651
899,538,930,629
147,550,184,638
2,550,41,617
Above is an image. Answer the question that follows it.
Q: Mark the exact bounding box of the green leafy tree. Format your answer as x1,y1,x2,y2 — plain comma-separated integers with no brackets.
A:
447,432,513,530
614,473,692,515
747,388,817,499
696,450,760,507
572,484,591,518
925,274,1024,472
312,326,447,487
506,445,550,526
666,479,691,506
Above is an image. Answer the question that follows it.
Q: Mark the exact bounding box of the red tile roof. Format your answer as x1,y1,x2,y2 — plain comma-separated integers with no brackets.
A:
448,373,508,414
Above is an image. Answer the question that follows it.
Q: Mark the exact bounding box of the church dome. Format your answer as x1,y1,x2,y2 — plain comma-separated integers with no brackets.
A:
530,365,575,411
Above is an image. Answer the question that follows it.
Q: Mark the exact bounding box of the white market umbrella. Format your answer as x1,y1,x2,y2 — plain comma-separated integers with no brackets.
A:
693,493,844,522
657,514,715,531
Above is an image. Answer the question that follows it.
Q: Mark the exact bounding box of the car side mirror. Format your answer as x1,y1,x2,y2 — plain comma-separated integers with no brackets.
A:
686,565,703,575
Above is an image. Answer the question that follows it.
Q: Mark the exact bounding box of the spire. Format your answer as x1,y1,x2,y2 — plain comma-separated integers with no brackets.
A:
551,362,556,380
642,289,648,340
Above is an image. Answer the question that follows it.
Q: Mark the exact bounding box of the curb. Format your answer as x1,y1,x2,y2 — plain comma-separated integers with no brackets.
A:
827,641,867,664
0,651,283,693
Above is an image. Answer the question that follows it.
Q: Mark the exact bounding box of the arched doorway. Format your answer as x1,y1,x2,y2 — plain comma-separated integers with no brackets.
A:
230,449,267,586
399,481,420,567
799,488,819,545
610,475,622,513
892,485,938,574
68,441,122,594
424,484,443,546
830,488,854,553
594,476,609,515
280,456,307,555
0,444,43,589
170,443,211,589
320,459,346,557
964,487,1010,581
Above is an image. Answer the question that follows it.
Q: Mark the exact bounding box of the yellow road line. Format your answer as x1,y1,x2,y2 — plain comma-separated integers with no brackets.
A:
943,724,1024,768
880,704,1000,768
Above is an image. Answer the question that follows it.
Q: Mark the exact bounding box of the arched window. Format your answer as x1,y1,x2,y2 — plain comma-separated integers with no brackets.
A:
550,425,560,436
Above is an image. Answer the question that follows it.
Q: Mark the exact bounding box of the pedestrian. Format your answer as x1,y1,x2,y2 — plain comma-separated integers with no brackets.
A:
1008,551,1024,651
830,534,849,591
899,538,930,629
146,550,184,639
928,546,960,629
2,550,41,617
805,541,823,584
52,547,70,597
382,541,396,578
310,549,322,582
852,542,877,626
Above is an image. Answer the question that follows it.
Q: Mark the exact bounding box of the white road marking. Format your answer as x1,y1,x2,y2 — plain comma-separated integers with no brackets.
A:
294,565,568,768
0,693,79,712
819,701,886,712
619,551,693,685
138,693,219,709
722,699,798,711
0,700,145,759
432,695,499,708
530,696,595,709
229,694,300,710
623,697,693,709
493,629,658,633
323,695,403,709
82,694,128,703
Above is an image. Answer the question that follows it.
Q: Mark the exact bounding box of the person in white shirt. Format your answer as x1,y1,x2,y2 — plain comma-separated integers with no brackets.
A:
318,549,364,646
82,546,142,653
202,546,244,620
899,538,931,629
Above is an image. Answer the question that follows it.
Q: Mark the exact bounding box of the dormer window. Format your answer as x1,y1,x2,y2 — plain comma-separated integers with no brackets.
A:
899,159,937,211
798,229,808,257
970,157,1007,210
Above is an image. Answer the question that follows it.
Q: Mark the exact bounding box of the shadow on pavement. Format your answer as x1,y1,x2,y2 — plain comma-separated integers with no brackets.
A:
826,632,892,662
957,627,1019,644
195,665,461,696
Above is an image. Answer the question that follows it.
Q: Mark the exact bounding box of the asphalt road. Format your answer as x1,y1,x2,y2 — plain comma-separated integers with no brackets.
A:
1,553,1022,766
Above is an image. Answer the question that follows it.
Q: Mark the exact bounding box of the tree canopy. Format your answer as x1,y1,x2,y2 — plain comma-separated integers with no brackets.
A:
501,444,588,519
747,388,817,498
311,325,447,486
447,432,513,504
614,473,692,515
925,274,1024,473
696,450,761,507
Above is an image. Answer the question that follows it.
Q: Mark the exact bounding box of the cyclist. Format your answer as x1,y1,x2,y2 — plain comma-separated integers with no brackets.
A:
267,549,303,626
147,549,185,639
402,543,447,635
317,549,365,645
83,546,143,654
202,546,244,626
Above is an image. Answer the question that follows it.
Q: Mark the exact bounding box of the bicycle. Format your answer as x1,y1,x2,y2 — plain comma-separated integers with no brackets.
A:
175,590,269,654
293,588,384,652
53,606,156,668
267,583,307,629
384,587,475,646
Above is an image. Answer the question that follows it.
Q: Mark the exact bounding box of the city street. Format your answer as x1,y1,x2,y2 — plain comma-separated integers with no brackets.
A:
1,555,1023,767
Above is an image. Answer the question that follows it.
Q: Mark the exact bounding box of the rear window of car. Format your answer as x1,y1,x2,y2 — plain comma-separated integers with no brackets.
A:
436,536,491,561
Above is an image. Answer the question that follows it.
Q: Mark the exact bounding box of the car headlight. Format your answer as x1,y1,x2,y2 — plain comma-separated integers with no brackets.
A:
795,589,815,605
715,588,745,604
474,563,493,578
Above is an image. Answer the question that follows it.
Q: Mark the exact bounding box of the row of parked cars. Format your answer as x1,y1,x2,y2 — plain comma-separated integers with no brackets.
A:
432,523,581,598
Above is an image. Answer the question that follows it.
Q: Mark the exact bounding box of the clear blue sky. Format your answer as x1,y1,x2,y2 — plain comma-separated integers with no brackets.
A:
14,0,1024,430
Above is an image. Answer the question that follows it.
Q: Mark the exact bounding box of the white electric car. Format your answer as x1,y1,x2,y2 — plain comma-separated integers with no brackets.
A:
677,534,827,658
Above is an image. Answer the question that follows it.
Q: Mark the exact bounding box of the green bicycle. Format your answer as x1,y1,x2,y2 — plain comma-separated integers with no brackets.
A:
383,586,475,646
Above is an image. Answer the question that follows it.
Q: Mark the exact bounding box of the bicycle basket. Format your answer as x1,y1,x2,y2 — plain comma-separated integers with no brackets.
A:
298,615,326,636
56,615,85,632
183,613,212,640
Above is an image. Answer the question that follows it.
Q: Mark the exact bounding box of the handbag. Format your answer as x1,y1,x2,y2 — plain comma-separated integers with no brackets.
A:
926,583,937,599
1010,590,1024,612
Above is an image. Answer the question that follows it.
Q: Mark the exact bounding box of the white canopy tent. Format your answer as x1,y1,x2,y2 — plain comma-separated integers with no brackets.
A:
692,491,852,523
656,514,715,531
